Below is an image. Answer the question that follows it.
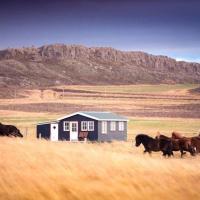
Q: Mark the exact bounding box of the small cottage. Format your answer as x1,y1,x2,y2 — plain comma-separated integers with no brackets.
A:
36,111,128,141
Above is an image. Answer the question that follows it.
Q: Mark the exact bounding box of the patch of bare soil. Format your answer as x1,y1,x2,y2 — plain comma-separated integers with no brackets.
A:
124,104,200,118
0,103,200,118
0,87,25,99
52,88,101,94
53,90,200,101
0,103,97,113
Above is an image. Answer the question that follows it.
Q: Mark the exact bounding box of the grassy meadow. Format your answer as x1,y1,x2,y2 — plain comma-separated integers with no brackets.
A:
0,84,200,199
1,138,200,200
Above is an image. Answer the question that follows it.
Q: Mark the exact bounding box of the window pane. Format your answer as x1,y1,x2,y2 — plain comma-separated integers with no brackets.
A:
119,122,124,131
63,121,69,131
102,121,107,134
88,121,94,131
72,123,77,132
81,121,88,131
110,121,116,131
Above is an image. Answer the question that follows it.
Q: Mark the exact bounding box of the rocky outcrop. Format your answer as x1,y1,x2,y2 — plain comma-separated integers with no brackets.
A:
0,44,199,87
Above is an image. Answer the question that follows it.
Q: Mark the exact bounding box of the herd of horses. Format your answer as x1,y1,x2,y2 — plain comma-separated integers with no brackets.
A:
0,122,200,158
135,132,200,157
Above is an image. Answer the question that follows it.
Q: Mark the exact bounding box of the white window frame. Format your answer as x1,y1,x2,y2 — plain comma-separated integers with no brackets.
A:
81,121,88,131
63,121,70,131
88,121,94,131
110,121,116,131
118,122,125,131
102,121,107,134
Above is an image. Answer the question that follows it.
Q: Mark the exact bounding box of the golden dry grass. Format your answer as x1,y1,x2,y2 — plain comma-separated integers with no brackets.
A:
0,84,200,199
0,138,200,200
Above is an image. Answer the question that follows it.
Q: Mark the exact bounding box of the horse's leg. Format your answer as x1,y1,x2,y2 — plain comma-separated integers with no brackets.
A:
162,151,165,156
180,149,185,158
189,147,196,156
162,151,167,157
143,147,150,154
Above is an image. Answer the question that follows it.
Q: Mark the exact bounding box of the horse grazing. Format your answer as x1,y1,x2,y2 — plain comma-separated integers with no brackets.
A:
135,134,172,156
0,123,23,137
158,134,196,157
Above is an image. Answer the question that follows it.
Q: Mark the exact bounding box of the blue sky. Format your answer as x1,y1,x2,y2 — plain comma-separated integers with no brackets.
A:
0,0,199,62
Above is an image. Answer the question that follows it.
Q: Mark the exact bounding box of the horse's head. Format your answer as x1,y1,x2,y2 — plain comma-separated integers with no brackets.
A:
135,134,143,147
16,129,23,137
12,128,23,138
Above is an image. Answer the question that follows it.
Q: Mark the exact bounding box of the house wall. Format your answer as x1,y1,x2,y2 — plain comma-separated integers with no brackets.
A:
58,114,98,141
37,124,50,139
97,121,127,141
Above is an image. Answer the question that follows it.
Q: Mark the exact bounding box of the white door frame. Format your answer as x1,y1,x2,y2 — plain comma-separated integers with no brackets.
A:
70,121,78,141
50,123,58,141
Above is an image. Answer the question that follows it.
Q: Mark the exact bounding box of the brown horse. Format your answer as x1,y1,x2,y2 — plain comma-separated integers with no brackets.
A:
171,131,184,139
172,132,200,154
157,134,196,157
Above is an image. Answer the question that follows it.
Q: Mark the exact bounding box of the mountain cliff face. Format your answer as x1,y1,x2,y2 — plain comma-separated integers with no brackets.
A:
0,44,200,87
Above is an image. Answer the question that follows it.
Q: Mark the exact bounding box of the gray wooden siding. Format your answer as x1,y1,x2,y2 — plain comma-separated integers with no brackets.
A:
97,121,127,141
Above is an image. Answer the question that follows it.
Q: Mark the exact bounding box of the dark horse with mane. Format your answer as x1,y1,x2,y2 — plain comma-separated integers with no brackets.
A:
135,134,173,156
157,134,196,157
0,123,23,137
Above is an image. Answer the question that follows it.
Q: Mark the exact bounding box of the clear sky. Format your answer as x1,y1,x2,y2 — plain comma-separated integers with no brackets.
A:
0,0,200,62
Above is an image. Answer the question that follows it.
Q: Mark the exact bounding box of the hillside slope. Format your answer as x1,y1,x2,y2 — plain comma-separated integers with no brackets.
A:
0,44,200,87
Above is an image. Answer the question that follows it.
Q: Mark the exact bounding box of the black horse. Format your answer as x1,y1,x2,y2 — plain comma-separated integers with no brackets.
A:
135,134,173,156
0,123,23,137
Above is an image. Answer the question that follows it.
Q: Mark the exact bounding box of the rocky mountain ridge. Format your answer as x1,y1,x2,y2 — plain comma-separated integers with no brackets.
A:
0,44,200,87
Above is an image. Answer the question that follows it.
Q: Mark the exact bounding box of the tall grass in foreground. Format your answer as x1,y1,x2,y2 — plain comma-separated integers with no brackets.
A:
0,138,200,200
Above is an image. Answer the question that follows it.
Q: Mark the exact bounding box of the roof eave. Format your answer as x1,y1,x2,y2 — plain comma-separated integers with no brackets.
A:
57,112,129,121
37,121,58,125
57,112,99,121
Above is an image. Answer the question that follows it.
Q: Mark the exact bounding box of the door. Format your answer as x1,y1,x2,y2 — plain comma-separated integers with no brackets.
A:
70,122,78,141
50,123,58,141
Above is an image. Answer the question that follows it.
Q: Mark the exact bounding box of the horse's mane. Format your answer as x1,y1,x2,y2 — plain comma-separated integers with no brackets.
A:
136,134,154,140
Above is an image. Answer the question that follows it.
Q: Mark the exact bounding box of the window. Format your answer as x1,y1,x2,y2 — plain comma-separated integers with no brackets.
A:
110,121,116,131
72,122,77,132
88,121,94,131
63,121,70,131
119,122,124,131
81,121,88,131
102,121,107,134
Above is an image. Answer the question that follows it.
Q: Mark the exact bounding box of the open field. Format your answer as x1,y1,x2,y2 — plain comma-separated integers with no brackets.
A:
0,84,200,199
0,113,200,140
1,138,200,200
0,84,200,138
